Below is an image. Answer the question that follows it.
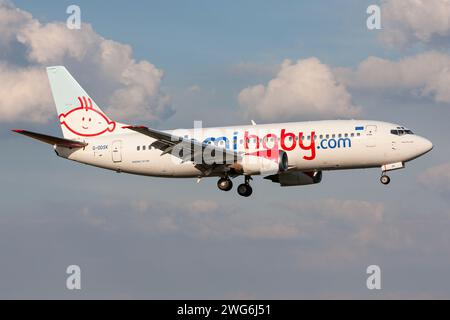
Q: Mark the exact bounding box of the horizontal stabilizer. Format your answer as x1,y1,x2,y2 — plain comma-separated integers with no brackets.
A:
12,130,88,149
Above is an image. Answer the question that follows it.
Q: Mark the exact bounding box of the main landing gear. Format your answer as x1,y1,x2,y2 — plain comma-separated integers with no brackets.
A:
237,175,253,197
217,175,253,197
380,173,391,185
217,177,233,191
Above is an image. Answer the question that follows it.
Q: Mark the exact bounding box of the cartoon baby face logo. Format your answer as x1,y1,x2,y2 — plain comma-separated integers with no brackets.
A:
59,97,116,137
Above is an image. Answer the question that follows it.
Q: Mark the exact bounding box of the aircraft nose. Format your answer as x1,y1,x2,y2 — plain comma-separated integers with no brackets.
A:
418,136,433,155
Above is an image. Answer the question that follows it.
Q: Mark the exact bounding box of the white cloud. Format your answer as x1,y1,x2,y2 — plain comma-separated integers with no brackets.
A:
50,195,450,278
285,199,419,270
345,1,450,105
285,199,385,243
0,0,172,123
0,63,53,122
238,58,360,121
84,197,388,244
333,0,450,104
380,0,450,48
0,0,31,49
418,162,450,195
188,200,219,214
236,1,450,115
335,51,450,103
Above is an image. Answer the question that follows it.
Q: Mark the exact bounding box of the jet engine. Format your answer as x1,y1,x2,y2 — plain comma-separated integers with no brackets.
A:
233,150,288,175
265,170,322,186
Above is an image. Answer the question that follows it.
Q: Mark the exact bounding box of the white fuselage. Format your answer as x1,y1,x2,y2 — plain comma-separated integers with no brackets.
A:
55,120,433,178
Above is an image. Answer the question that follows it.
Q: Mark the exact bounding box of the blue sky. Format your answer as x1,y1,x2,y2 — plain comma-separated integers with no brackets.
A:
1,0,450,299
11,0,391,128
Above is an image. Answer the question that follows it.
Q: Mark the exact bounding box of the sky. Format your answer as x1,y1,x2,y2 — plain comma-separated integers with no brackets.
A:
1,0,450,299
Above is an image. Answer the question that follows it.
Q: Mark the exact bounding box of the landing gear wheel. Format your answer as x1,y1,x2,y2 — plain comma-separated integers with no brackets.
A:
237,183,253,197
217,178,233,191
380,175,390,185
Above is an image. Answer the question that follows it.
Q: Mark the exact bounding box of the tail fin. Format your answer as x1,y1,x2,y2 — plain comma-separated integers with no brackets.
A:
46,66,118,139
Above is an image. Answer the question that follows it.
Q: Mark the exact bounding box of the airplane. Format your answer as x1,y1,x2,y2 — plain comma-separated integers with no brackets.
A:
12,66,433,197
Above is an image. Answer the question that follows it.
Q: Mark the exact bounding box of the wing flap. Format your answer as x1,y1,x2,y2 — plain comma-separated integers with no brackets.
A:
124,125,241,169
12,130,88,148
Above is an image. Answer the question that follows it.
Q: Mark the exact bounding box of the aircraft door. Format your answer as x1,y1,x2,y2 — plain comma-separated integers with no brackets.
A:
112,140,122,163
365,125,377,147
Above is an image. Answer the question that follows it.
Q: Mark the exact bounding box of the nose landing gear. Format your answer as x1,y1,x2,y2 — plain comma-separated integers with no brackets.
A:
380,174,390,185
237,175,253,197
380,162,404,185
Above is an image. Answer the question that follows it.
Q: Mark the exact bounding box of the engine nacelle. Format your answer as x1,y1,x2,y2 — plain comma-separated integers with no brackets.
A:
265,170,322,186
235,150,288,175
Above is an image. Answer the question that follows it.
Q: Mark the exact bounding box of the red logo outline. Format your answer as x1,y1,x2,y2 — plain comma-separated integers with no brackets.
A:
59,96,116,137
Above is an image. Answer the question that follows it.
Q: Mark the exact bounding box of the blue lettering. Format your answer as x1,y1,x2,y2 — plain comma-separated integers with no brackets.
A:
215,136,230,149
337,138,351,148
318,138,352,150
328,139,337,149
203,137,215,145
233,131,238,151
203,136,230,149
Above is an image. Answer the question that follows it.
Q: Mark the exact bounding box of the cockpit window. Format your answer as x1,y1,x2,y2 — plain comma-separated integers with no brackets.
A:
391,129,414,136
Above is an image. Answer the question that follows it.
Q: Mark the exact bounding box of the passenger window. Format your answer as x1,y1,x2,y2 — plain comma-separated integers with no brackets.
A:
326,134,329,139
338,134,342,138
142,145,146,151
345,133,348,137
357,133,361,136
319,134,323,139
351,133,354,137
137,146,140,151
332,134,335,138
149,145,152,150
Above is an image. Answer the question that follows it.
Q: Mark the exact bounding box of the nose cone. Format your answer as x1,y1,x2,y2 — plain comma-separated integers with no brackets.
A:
417,136,433,156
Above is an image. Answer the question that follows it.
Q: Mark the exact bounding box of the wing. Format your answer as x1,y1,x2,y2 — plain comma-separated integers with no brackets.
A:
12,130,88,149
124,126,241,174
